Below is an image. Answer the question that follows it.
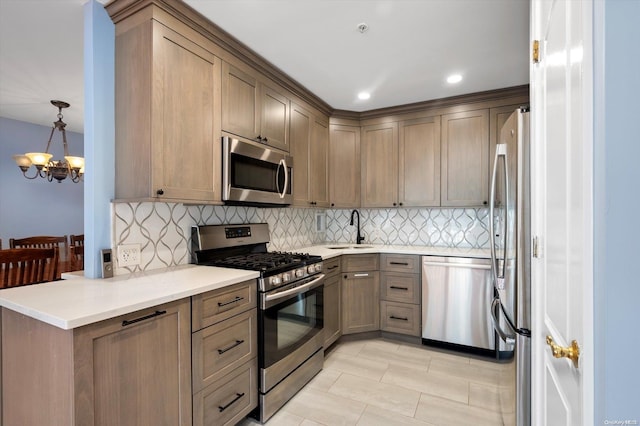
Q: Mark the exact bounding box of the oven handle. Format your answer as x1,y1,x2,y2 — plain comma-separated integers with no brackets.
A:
262,274,325,309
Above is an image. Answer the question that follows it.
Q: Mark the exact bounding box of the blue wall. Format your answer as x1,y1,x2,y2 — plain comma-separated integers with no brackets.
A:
0,117,84,244
595,0,640,421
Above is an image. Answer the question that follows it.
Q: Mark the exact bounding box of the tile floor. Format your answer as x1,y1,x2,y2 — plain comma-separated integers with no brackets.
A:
241,337,516,426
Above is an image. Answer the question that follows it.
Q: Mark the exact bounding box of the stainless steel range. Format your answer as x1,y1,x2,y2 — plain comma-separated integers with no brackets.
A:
192,223,324,423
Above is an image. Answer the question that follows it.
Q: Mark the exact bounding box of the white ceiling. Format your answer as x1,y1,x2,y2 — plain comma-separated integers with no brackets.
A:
0,0,529,133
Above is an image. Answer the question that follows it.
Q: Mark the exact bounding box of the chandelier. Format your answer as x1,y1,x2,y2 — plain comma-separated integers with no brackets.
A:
12,100,84,183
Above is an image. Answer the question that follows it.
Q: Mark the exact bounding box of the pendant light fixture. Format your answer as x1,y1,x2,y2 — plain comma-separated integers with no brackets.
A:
12,100,84,183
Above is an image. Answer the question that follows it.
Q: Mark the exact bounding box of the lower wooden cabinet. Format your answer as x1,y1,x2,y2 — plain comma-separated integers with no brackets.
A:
342,271,380,334
1,299,193,426
323,257,342,348
193,358,258,426
191,280,258,425
380,254,421,337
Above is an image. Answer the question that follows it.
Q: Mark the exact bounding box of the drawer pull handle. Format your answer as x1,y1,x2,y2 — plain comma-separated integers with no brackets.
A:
217,339,245,355
218,392,245,412
327,265,339,270
389,261,409,266
122,310,166,327
218,296,244,307
389,286,408,291
390,315,409,321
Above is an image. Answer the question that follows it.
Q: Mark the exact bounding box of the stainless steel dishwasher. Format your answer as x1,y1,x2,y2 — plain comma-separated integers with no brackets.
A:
421,256,495,354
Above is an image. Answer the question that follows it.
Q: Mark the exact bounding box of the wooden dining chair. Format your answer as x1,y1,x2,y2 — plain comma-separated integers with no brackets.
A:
0,248,59,288
9,235,68,279
69,234,84,270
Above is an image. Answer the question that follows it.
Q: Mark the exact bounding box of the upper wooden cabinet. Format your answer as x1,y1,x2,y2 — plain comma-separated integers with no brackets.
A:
291,102,329,207
329,124,361,208
114,21,222,202
399,116,441,207
222,61,290,152
361,122,399,207
441,109,490,206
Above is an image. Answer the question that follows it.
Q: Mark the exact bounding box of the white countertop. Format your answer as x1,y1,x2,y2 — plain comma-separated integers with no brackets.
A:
301,244,490,260
0,265,258,330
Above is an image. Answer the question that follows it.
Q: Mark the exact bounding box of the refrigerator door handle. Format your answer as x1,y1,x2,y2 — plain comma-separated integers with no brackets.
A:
489,143,509,287
491,297,516,345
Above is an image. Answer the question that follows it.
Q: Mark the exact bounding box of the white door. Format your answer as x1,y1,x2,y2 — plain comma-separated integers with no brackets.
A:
530,0,594,424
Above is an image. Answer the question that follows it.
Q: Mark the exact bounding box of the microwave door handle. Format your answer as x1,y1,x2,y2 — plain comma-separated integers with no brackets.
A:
277,158,288,199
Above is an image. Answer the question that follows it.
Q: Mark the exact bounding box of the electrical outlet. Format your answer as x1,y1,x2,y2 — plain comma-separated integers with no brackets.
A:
117,244,141,267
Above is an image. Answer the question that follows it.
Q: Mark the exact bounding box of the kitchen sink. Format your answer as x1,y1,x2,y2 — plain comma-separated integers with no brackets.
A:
326,245,374,249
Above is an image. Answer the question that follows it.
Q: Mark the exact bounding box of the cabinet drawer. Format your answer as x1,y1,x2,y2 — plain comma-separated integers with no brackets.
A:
380,272,420,304
192,280,257,330
324,257,341,277
342,254,379,272
380,301,421,336
380,254,420,273
193,358,258,426
192,309,257,393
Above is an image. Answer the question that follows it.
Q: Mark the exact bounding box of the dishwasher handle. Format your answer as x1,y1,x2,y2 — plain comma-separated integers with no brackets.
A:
422,261,491,270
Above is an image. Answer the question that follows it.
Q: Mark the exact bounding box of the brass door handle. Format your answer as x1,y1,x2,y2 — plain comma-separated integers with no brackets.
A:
545,335,580,368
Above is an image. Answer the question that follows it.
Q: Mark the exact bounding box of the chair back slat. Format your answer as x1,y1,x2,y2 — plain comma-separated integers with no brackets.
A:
9,236,68,278
0,248,59,288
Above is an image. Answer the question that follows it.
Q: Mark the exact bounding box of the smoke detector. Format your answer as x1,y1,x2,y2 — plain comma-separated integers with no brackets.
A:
357,23,369,34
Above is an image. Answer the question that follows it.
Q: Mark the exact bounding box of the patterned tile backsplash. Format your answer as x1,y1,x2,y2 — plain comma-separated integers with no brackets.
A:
112,202,489,274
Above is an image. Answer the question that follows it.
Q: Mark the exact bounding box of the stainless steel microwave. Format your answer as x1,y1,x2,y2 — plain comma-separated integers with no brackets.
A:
222,135,293,206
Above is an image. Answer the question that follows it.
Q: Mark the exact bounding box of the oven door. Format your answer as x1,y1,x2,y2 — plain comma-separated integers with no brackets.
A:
260,274,324,369
222,135,293,206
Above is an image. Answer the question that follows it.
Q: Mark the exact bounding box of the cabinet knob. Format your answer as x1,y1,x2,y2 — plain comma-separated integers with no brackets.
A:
399,202,403,206
483,201,488,205
344,275,347,279
392,202,397,206
263,137,268,142
331,203,335,207
156,189,164,196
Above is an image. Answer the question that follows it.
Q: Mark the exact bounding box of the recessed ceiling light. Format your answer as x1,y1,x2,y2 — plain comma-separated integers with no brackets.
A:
357,92,371,100
447,74,463,84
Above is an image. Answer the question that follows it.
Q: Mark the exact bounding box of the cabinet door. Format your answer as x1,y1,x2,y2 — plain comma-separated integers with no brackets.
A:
399,116,441,206
290,103,312,206
152,26,222,202
310,117,330,207
329,124,361,208
222,61,260,140
441,109,490,206
361,122,399,207
260,83,290,151
74,299,192,426
323,273,342,348
342,271,380,334
114,20,221,202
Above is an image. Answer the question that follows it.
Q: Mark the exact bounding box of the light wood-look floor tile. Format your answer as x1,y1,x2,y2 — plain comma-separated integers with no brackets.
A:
261,337,511,426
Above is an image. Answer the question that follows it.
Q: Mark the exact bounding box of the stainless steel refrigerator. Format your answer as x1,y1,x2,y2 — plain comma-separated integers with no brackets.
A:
489,106,530,426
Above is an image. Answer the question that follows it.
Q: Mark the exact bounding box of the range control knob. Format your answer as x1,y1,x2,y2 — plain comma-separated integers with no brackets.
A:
295,269,305,278
307,265,315,274
270,275,282,286
282,273,291,283
315,263,323,273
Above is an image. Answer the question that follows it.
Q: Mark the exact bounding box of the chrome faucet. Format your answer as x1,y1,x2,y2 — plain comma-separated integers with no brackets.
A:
349,209,365,245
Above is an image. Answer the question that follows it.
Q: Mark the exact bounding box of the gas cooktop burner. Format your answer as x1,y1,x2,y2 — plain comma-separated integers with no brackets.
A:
205,251,320,273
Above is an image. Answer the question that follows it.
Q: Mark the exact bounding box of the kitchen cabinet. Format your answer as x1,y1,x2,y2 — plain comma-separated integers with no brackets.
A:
361,123,399,207
323,257,342,348
329,124,361,208
291,102,330,207
192,280,258,426
399,116,441,207
441,109,490,206
379,254,421,336
1,299,192,425
342,254,380,334
222,61,290,152
114,20,222,202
